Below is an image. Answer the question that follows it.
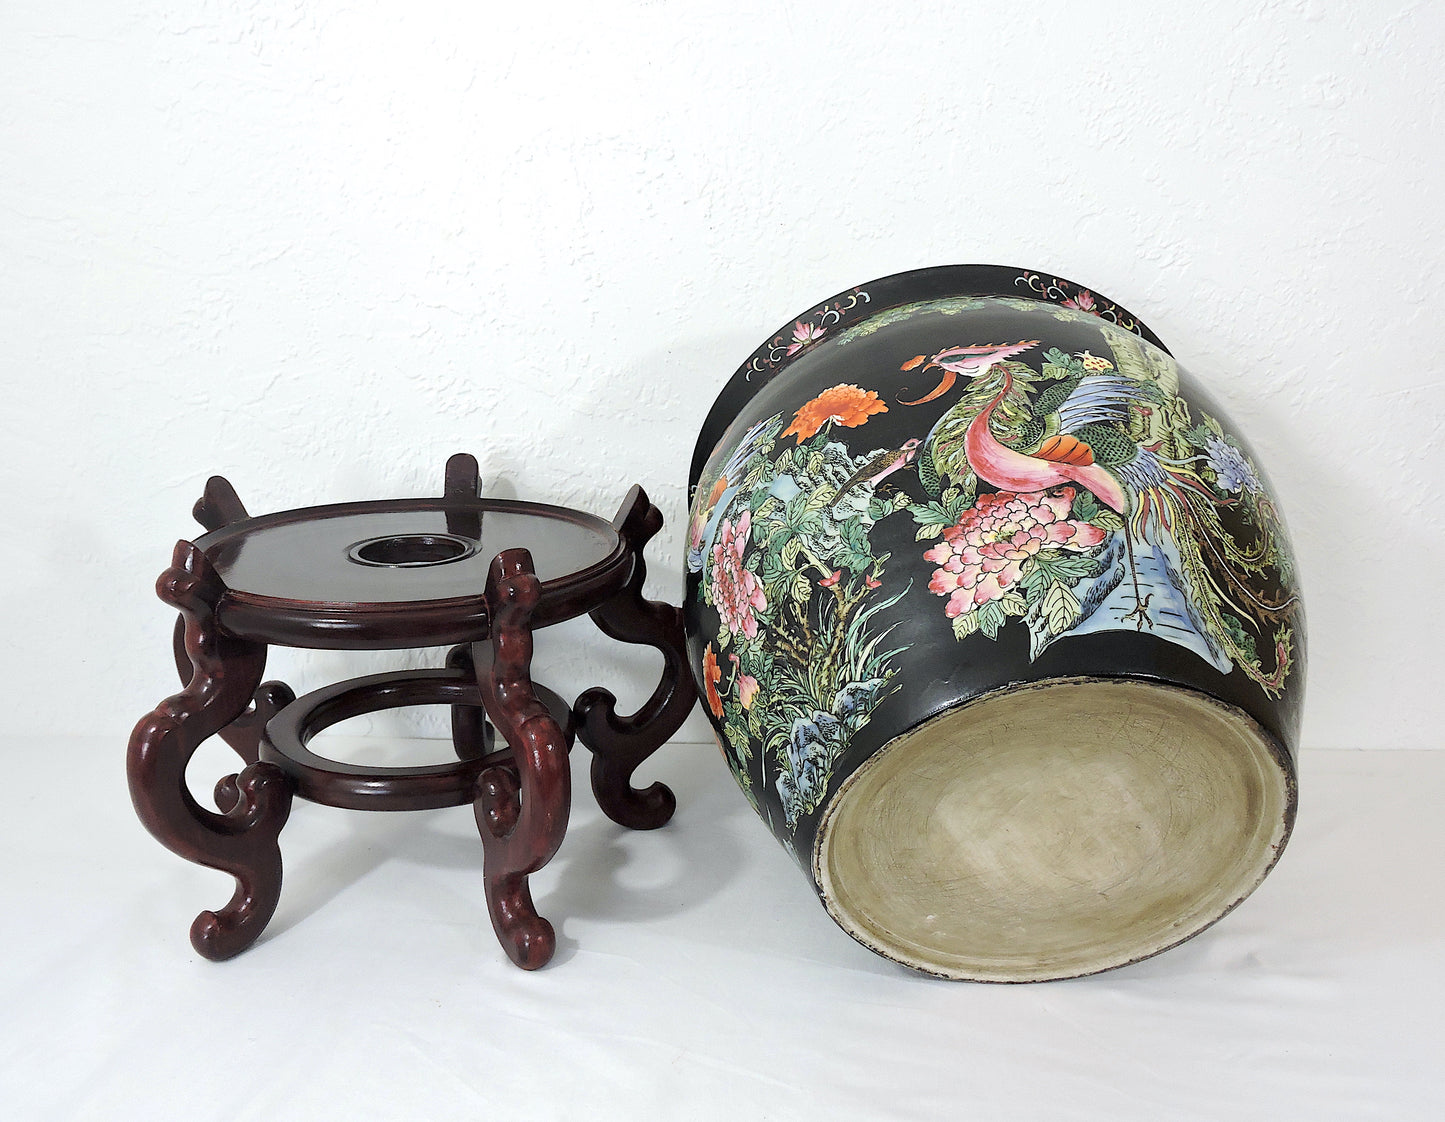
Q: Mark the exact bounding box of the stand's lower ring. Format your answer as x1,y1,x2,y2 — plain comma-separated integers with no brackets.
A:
259,668,576,811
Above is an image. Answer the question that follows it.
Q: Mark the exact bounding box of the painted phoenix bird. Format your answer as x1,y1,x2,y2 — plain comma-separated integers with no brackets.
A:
901,340,1298,694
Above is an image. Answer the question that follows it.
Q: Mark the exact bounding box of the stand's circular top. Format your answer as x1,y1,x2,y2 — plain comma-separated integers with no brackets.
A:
193,495,629,650
198,497,621,605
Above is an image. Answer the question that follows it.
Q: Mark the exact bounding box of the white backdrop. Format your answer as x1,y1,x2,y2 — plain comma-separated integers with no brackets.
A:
3,0,1442,749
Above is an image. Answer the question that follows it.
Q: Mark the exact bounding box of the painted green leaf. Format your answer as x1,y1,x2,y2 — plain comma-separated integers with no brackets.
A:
1185,423,1213,449
1018,557,1050,600
1000,591,1029,617
806,484,839,511
1043,580,1082,636
760,549,787,585
1041,347,1078,372
977,599,1008,639
947,473,977,518
1070,490,1100,523
779,537,803,571
916,522,947,542
798,512,827,537
1032,549,1103,583
1091,508,1125,533
792,571,811,603
842,517,870,552
952,612,981,641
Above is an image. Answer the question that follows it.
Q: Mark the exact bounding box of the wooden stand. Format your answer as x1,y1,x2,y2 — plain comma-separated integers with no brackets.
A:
128,455,696,969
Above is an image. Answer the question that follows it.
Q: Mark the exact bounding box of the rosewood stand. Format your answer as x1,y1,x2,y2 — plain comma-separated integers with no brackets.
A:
128,454,696,969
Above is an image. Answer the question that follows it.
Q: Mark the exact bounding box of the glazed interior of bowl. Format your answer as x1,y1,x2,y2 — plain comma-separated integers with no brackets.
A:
815,678,1294,982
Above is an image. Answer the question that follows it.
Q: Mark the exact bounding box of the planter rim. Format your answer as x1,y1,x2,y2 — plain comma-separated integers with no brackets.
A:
690,263,1170,493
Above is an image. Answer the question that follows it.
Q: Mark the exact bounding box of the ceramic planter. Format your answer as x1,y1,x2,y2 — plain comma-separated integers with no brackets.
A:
685,265,1304,982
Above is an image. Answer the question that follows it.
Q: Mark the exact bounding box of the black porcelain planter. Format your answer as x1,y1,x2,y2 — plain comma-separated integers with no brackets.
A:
685,265,1304,981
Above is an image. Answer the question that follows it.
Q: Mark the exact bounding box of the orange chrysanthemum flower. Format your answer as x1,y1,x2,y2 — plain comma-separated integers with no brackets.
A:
781,383,888,443
702,644,724,718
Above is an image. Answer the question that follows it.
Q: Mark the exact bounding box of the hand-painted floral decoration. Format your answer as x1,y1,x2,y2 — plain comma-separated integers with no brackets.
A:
782,383,888,443
689,296,1301,851
744,289,871,379
690,408,910,827
711,510,767,640
702,643,723,718
924,488,1105,621
787,321,826,354
903,342,1298,692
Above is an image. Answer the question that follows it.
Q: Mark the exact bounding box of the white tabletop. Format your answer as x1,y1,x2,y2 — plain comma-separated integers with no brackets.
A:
3,737,1440,1120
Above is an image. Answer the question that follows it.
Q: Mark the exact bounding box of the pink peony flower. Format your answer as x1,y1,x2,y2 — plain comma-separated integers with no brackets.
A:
924,488,1106,619
819,570,841,588
728,652,760,709
711,509,767,639
786,320,826,355
1062,290,1098,314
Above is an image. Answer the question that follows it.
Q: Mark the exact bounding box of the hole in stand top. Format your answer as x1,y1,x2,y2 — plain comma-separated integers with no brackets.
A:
197,498,620,605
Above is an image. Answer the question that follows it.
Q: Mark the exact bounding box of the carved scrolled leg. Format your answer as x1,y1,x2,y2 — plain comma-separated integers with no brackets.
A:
573,485,697,830
471,549,572,970
172,617,295,776
129,541,294,961
173,475,296,777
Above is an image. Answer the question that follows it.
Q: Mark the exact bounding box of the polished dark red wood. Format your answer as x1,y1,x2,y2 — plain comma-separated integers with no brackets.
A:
128,456,697,969
127,541,294,961
576,486,698,830
170,619,295,772
470,549,572,969
258,668,573,812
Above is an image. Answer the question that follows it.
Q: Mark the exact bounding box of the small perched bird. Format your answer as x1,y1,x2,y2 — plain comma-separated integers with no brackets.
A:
898,340,1042,405
832,438,922,510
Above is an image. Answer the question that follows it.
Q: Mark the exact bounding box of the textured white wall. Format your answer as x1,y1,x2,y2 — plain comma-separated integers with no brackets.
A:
3,1,1441,749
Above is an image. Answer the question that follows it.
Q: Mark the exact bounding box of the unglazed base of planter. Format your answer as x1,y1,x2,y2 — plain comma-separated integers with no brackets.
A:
815,679,1294,982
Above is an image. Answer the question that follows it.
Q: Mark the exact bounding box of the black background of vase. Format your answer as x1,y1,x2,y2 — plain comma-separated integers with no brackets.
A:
685,266,1305,877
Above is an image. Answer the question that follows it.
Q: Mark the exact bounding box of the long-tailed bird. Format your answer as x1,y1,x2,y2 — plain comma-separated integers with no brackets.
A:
927,352,1298,654
898,340,1041,405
